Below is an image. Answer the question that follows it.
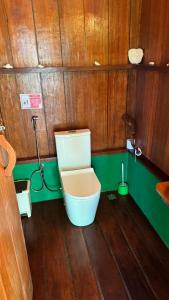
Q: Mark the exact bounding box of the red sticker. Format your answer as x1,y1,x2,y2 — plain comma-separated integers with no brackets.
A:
20,94,42,109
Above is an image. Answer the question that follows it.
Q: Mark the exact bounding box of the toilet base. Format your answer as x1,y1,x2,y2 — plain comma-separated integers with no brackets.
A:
63,191,100,226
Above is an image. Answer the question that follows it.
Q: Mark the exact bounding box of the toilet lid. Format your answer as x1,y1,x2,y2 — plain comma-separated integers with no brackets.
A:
61,168,101,197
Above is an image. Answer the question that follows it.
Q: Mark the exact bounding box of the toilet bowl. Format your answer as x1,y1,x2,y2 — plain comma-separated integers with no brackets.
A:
61,168,101,226
55,129,101,226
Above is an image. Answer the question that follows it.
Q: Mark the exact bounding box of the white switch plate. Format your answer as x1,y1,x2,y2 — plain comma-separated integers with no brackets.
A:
20,94,31,109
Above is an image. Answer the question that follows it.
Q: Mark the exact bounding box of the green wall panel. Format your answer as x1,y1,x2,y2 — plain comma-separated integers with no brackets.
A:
13,152,128,203
13,160,62,203
91,152,128,192
128,153,169,248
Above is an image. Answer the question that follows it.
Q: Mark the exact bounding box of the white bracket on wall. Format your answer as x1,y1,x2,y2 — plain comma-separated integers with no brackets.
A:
126,138,142,157
0,124,5,132
126,138,135,150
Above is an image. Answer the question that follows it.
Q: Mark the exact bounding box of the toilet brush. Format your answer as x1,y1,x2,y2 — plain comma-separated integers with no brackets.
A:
118,161,128,195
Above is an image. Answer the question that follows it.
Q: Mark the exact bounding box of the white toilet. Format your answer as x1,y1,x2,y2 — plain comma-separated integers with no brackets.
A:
55,129,101,226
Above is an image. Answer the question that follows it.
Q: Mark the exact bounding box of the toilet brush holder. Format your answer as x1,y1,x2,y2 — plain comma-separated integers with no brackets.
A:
118,182,128,196
118,161,128,196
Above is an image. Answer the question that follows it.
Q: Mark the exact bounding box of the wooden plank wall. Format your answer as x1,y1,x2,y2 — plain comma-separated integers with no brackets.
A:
127,0,169,175
1,0,168,175
0,0,140,159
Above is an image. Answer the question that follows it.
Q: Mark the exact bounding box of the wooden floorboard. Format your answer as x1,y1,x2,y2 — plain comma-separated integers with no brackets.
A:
22,193,169,300
122,195,169,267
23,202,75,300
83,224,129,300
97,196,156,300
111,195,169,299
58,201,101,300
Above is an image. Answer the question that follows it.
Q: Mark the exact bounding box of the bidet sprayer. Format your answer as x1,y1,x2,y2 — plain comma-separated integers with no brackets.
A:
32,116,38,131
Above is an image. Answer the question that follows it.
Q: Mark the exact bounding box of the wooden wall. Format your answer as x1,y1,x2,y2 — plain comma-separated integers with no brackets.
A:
1,0,169,176
127,0,169,175
0,0,140,160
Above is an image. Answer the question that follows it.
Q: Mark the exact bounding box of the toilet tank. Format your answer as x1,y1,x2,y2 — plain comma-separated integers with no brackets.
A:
55,129,91,171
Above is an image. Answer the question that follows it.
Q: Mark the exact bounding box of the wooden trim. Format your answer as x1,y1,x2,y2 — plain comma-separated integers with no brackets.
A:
16,148,126,164
129,151,169,181
134,64,169,72
1,64,169,74
0,65,132,74
92,148,126,156
17,156,56,164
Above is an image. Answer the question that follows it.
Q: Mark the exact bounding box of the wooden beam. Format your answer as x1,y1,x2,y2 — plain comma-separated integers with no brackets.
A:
0,65,132,74
16,148,126,164
1,64,169,75
129,152,168,181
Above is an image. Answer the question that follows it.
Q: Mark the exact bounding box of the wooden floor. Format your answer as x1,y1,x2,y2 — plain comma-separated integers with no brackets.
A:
22,193,169,300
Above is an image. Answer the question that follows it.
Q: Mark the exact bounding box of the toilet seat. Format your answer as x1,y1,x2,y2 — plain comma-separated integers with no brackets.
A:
61,168,101,198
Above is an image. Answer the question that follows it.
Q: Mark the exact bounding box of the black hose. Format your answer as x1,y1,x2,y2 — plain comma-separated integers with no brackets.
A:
30,116,62,193
30,167,44,192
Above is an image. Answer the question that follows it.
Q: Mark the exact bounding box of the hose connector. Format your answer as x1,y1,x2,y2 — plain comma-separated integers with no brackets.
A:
32,116,38,131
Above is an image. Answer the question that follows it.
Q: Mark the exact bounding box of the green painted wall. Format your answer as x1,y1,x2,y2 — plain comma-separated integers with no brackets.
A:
13,152,128,203
13,160,62,203
128,153,169,248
